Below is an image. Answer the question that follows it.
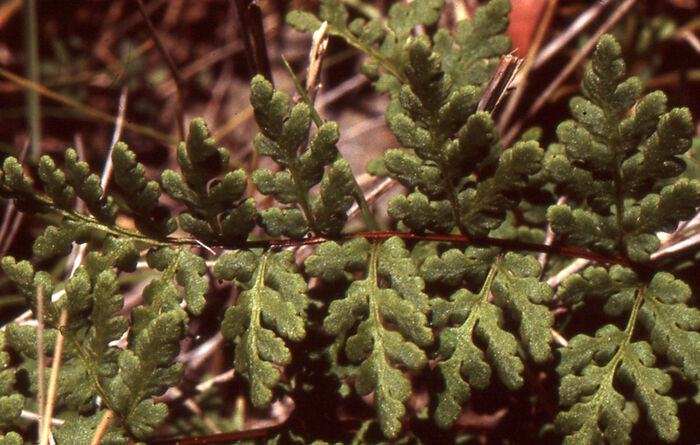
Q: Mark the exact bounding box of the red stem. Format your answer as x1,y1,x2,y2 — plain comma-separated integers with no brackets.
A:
232,231,630,266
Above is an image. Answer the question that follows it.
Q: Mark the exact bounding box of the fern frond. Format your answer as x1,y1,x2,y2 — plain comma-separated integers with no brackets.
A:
111,142,177,238
215,249,308,408
546,34,700,262
307,237,431,438
161,119,256,242
250,75,358,236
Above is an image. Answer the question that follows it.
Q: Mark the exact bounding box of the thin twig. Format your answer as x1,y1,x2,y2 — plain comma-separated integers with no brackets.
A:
532,0,611,70
477,54,523,113
538,196,566,272
0,66,176,144
503,0,637,146
546,258,590,289
550,328,568,347
233,0,258,78
20,410,64,426
134,0,185,140
39,309,68,445
195,369,237,393
156,40,243,97
89,410,114,445
37,285,46,439
177,332,224,370
680,30,700,55
316,73,367,112
101,86,129,196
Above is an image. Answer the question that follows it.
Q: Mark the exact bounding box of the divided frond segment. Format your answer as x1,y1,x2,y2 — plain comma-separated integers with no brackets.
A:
433,0,511,89
491,253,553,363
557,265,639,314
545,34,699,262
433,253,551,429
250,75,356,236
458,140,543,236
0,432,23,445
288,0,510,96
638,273,700,392
216,250,308,408
88,247,205,438
1,256,58,325
0,332,23,432
372,34,540,237
557,267,697,441
433,263,522,429
0,157,34,198
64,149,118,225
108,309,185,438
144,247,209,316
310,237,432,438
556,321,681,444
161,119,256,242
83,268,128,377
287,0,445,95
33,219,90,260
1,151,117,231
111,142,176,238
53,411,127,445
420,245,497,289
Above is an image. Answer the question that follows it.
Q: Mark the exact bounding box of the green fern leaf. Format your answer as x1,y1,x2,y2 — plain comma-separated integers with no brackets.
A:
420,246,495,290
162,119,255,242
1,157,34,195
0,332,23,431
303,238,371,282
250,75,356,235
64,149,118,224
126,399,169,439
434,0,511,89
639,273,700,391
546,34,699,261
491,253,553,363
0,432,23,445
37,154,75,209
432,253,551,429
108,308,185,437
217,250,308,408
144,247,209,315
32,220,90,260
1,257,58,325
313,237,431,438
112,142,176,237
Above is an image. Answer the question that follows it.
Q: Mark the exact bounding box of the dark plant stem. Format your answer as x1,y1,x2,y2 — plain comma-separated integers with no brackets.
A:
213,230,630,266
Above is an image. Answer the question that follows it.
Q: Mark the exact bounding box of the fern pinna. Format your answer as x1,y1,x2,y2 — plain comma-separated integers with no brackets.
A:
0,0,698,444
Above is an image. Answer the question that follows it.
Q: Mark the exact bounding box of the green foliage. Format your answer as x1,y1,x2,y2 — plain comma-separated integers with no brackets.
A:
554,263,699,445
431,252,552,429
215,249,308,408
161,118,256,242
0,332,23,434
297,0,541,239
307,237,432,438
250,75,357,236
111,142,176,238
545,35,700,262
0,3,697,444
